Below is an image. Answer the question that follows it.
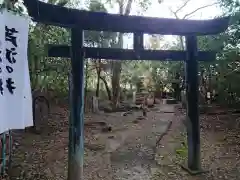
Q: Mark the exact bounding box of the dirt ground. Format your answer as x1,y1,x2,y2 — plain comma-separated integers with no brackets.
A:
154,105,240,180
6,103,172,180
3,103,240,180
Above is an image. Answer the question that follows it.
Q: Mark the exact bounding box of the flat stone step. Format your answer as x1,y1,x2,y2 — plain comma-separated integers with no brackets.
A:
162,99,177,104
157,104,175,113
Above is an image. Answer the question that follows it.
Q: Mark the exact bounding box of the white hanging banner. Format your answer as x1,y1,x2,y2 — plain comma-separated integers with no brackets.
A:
0,11,6,134
0,10,33,133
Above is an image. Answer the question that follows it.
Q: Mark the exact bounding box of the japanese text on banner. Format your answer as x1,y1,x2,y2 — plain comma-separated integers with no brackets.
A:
0,10,33,134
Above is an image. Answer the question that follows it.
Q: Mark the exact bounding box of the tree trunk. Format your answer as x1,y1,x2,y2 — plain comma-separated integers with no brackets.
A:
111,33,123,108
110,0,133,108
100,76,112,101
84,59,89,106
111,61,121,107
96,59,101,97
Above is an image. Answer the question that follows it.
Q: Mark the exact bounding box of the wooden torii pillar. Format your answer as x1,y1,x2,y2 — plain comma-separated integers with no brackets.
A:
23,0,230,179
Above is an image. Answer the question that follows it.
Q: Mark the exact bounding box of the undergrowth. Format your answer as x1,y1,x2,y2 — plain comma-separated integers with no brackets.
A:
175,132,188,161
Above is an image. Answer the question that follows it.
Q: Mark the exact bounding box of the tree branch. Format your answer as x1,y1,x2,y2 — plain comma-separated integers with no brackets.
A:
183,2,219,19
169,1,218,51
169,1,219,20
169,7,179,19
124,0,133,15
175,0,191,14
223,66,240,77
57,0,68,7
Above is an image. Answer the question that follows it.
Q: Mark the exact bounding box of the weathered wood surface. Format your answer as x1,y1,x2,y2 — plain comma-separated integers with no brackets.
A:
24,0,229,35
48,46,216,62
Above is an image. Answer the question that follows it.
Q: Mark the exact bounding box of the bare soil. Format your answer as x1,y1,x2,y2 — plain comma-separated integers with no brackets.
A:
154,105,240,180
3,103,240,180
6,103,173,180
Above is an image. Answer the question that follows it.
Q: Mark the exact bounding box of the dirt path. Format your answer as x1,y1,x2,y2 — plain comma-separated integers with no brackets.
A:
6,103,174,180
110,104,174,180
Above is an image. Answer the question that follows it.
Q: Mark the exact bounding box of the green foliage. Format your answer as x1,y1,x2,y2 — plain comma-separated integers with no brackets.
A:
19,0,240,107
202,0,240,105
27,0,71,96
0,0,25,14
175,132,188,160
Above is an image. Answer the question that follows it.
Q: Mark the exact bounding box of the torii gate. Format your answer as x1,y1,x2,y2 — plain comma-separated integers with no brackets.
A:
23,0,229,179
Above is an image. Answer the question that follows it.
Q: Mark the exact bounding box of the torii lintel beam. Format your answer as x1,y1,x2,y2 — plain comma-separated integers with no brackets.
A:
47,45,216,61
23,0,230,35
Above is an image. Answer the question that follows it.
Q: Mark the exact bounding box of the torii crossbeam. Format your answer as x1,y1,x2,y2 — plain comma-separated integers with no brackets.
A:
23,0,230,179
